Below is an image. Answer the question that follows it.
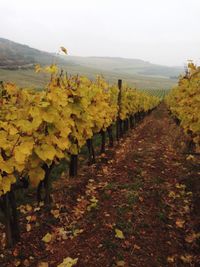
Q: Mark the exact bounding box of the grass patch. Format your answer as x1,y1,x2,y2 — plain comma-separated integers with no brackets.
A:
157,212,168,223
139,221,150,228
101,191,112,200
105,182,118,190
126,192,139,205
116,205,132,216
50,159,68,181
116,220,134,235
131,153,144,161
153,176,164,185
120,179,143,191
134,167,143,176
102,239,118,251
116,252,124,261
85,208,99,220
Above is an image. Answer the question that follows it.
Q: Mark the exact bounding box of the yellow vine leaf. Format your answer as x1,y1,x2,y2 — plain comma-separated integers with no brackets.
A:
45,64,58,74
14,140,34,163
60,46,68,54
70,144,79,155
35,144,57,161
115,229,125,239
42,233,52,243
87,196,98,211
8,125,18,135
0,175,16,195
28,167,45,187
72,229,84,237
0,64,160,197
35,64,42,73
57,257,78,267
42,110,58,123
0,160,14,174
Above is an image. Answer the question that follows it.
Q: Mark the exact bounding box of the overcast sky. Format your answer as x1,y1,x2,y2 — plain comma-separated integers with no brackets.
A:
0,0,199,66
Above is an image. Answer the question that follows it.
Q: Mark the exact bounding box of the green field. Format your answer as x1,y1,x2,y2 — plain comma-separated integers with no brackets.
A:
0,66,176,90
140,88,170,98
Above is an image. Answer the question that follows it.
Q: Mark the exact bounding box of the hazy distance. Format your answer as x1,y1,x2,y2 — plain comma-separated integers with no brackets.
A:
0,0,199,66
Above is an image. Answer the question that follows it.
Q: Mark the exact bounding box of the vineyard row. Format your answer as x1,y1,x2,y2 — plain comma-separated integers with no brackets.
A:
0,66,160,246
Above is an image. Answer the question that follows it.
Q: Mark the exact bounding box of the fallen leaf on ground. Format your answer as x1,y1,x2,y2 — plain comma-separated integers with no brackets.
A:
13,248,19,257
72,229,84,237
185,232,200,243
38,262,49,267
42,233,52,243
186,155,194,161
139,196,144,202
167,256,175,263
13,259,21,266
26,224,31,232
51,209,60,219
57,227,68,240
115,229,125,239
57,257,78,267
175,218,185,228
23,259,30,267
133,244,141,250
180,254,193,263
25,204,32,212
116,260,125,266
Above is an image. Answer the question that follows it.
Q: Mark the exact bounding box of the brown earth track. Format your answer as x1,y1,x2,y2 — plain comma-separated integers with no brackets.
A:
1,103,200,267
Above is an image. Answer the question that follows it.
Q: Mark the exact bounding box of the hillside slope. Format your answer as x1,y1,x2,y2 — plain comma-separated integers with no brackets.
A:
61,55,182,79
0,37,183,89
0,37,50,68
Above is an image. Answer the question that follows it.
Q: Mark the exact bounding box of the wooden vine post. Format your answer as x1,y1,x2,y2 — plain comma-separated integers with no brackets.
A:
100,130,106,153
0,189,20,247
130,115,135,128
107,125,114,147
69,154,78,177
86,138,96,165
69,137,79,177
116,79,122,140
37,162,55,206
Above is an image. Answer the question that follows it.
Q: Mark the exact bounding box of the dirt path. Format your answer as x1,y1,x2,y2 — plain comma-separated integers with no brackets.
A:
1,104,200,267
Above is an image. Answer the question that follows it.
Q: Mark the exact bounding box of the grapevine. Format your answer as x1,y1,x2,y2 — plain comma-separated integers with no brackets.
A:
0,65,160,246
166,62,200,151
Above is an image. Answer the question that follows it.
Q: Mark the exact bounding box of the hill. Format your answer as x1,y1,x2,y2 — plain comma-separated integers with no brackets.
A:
0,37,183,89
0,37,68,69
61,55,182,79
